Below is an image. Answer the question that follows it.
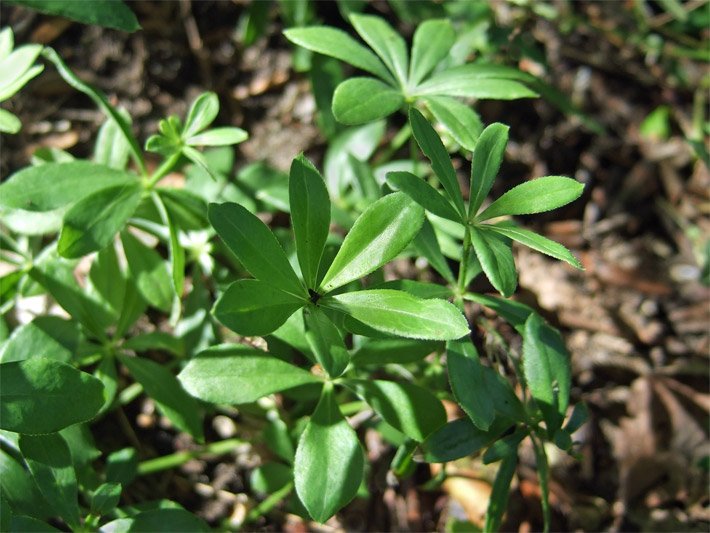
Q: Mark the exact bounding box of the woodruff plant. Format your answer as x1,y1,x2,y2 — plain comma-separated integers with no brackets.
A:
1,5,588,531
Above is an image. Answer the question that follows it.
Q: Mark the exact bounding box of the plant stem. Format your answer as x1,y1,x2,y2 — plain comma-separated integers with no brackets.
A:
144,152,182,190
246,481,294,522
137,438,245,476
454,224,472,309
530,432,551,533
373,123,412,166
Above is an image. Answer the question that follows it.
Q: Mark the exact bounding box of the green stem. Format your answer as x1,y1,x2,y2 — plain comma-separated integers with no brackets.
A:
137,438,245,476
246,481,294,522
144,152,182,190
530,432,551,533
455,225,472,309
372,123,412,166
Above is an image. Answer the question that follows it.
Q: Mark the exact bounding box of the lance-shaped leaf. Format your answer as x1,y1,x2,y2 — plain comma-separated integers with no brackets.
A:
283,26,394,83
186,127,248,147
179,345,321,405
387,170,461,222
58,182,142,259
486,224,582,269
0,358,104,434
484,449,518,532
522,313,571,435
153,192,185,296
409,108,466,218
324,289,468,340
447,337,495,430
19,433,80,529
289,155,331,288
345,379,446,441
214,279,304,336
294,385,364,523
183,92,219,139
413,217,455,283
469,227,517,297
0,161,136,212
332,77,404,125
421,417,512,463
349,14,408,86
413,65,538,100
409,19,455,86
0,315,79,364
208,202,306,298
118,355,204,442
11,0,140,32
469,122,509,216
42,48,145,173
121,230,173,312
423,96,482,152
477,176,584,221
352,338,440,366
303,306,349,378
319,192,424,292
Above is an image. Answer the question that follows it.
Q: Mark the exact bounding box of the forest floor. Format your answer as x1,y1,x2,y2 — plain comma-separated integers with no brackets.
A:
2,1,709,531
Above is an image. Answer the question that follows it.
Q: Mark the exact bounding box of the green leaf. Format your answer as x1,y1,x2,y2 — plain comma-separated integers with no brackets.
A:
0,315,79,364
421,417,512,463
94,109,132,170
345,379,446,441
477,176,584,221
352,338,440,366
487,224,582,269
58,183,142,259
324,289,468,340
522,313,571,435
1,448,53,520
413,65,538,100
283,26,393,83
303,306,349,378
121,231,174,312
186,127,248,147
213,279,304,336
422,96,482,152
319,192,424,292
0,43,42,100
0,108,21,133
118,355,204,442
409,108,466,218
9,0,140,31
484,449,517,532
412,217,455,283
409,19,455,86
179,345,321,405
0,161,137,212
9,516,61,531
446,338,495,430
482,428,526,464
119,508,209,532
29,260,113,339
289,155,331,288
0,357,104,434
90,482,122,516
183,92,219,139
386,170,461,222
373,279,452,299
294,384,364,523
152,192,185,297
208,202,305,298
468,122,509,216
349,14,408,85
42,48,145,173
19,433,80,528
469,227,517,297
332,77,404,125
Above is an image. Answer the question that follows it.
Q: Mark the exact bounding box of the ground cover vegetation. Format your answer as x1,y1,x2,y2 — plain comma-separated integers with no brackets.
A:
0,0,708,531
